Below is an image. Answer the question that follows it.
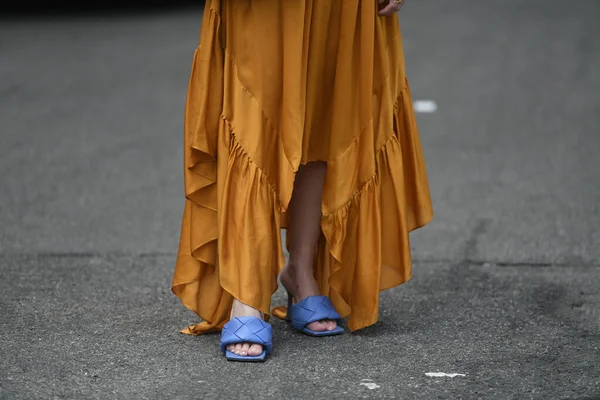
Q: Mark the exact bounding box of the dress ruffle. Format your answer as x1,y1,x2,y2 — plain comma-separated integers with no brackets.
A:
172,0,433,334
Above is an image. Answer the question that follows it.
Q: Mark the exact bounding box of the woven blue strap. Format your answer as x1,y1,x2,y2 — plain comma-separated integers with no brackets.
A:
290,296,342,331
219,316,273,353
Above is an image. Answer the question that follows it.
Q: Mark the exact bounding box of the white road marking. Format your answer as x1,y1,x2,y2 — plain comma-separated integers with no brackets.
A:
413,100,438,113
426,372,466,378
360,379,380,390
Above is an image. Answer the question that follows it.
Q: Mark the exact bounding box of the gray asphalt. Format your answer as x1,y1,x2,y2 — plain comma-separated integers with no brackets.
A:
1,1,599,399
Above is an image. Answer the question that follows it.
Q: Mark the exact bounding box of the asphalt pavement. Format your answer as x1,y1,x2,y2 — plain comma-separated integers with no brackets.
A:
1,1,599,399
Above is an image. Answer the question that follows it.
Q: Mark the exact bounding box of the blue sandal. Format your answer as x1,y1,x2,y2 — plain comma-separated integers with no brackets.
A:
219,316,273,362
285,293,344,336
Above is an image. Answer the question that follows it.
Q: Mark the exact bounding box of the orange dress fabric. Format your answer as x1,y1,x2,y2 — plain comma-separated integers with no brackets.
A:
172,0,434,334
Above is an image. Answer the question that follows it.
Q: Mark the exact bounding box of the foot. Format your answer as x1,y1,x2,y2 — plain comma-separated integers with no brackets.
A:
279,263,338,332
226,299,264,357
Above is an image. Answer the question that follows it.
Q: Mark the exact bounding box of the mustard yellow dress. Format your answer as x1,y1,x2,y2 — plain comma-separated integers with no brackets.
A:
172,0,433,334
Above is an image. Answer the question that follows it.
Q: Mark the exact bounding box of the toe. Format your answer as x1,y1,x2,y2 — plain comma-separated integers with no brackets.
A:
307,320,328,332
321,320,333,330
227,344,235,352
234,343,244,355
240,343,250,356
326,320,337,331
248,343,263,356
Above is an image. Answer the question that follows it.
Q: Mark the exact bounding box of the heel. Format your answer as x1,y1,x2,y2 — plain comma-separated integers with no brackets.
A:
285,291,293,322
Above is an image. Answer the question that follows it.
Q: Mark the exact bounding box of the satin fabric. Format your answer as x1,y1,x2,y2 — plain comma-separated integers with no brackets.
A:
172,0,433,334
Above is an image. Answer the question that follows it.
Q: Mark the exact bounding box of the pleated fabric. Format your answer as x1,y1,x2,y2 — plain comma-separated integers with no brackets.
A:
172,0,434,334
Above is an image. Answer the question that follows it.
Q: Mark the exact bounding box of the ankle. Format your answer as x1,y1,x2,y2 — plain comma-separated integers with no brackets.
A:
282,262,312,285
230,299,262,319
280,262,320,300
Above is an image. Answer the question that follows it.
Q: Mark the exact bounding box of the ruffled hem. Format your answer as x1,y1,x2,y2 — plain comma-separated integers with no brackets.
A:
273,82,434,332
171,0,433,335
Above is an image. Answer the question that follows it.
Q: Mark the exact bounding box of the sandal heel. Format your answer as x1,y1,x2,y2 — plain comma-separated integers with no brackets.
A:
285,291,293,322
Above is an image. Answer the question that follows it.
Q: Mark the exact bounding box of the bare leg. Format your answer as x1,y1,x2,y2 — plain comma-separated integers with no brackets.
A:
280,161,337,331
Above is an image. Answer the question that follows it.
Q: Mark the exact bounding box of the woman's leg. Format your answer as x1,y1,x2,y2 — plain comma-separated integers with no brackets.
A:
227,161,334,356
280,161,337,332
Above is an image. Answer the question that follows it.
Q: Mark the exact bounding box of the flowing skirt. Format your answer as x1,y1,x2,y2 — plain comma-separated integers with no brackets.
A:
172,0,434,334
